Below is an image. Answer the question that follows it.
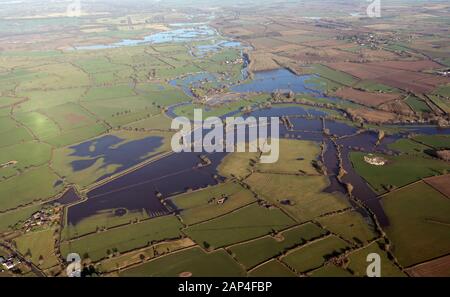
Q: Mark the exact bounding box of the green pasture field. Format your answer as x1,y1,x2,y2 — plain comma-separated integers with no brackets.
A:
305,76,342,92
281,235,349,273
168,182,256,225
316,211,376,245
245,173,349,222
248,259,297,277
428,95,450,114
14,111,60,140
381,182,450,267
0,141,52,172
0,116,19,133
309,264,352,277
124,114,172,131
15,88,87,112
43,102,98,131
98,238,194,273
256,139,321,175
183,203,296,249
14,227,60,270
135,83,190,106
404,96,432,113
74,57,127,74
83,84,136,101
156,65,203,79
16,63,90,91
80,97,160,128
350,152,450,194
387,138,429,155
433,83,450,97
353,80,400,93
60,215,183,262
91,72,117,85
52,130,171,187
0,166,63,211
0,96,24,108
346,241,405,277
311,64,358,87
228,223,327,269
119,247,245,277
0,117,33,148
0,205,41,233
62,208,152,240
44,123,108,147
217,151,260,180
412,134,450,149
0,108,11,117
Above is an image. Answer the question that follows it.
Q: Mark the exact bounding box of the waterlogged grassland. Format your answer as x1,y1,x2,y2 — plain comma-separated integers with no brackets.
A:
249,259,297,277
183,203,296,249
255,140,321,175
119,247,245,277
60,215,183,262
14,228,60,270
317,211,376,245
281,236,349,273
228,223,327,269
346,241,405,277
350,152,450,194
168,182,256,225
381,182,450,267
245,173,349,222
62,208,152,240
0,166,63,211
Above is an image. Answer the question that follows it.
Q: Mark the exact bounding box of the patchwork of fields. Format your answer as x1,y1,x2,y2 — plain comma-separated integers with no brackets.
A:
0,0,449,278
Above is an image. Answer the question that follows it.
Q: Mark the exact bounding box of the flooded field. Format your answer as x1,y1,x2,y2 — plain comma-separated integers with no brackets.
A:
69,135,164,181
73,25,217,50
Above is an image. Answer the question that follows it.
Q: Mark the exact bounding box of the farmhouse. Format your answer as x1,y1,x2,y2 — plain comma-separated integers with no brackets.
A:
364,154,387,166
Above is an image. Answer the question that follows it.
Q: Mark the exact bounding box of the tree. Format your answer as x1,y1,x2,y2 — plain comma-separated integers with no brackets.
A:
203,241,210,249
38,255,44,265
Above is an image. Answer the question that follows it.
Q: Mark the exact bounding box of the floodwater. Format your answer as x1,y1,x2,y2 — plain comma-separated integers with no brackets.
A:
231,69,324,94
52,187,82,206
69,135,164,181
67,152,227,225
73,25,217,50
64,23,450,228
